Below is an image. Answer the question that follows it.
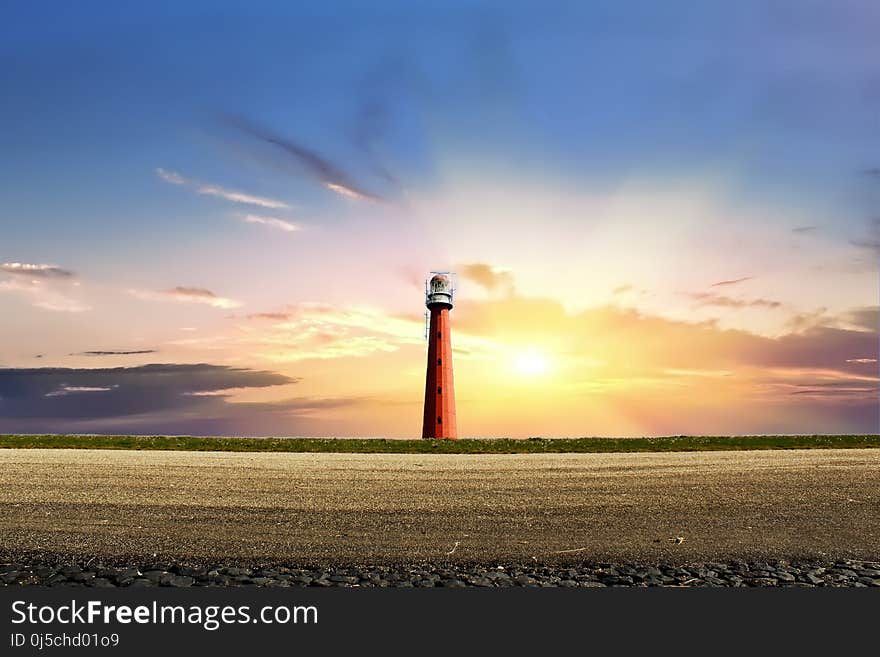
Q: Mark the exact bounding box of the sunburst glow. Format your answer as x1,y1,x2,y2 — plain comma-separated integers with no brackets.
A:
514,351,551,376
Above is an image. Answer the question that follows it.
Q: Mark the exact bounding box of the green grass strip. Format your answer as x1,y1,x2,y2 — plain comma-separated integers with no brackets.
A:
0,434,878,454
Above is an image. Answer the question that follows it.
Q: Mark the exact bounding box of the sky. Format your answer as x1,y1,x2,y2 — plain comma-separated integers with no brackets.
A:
1,1,878,436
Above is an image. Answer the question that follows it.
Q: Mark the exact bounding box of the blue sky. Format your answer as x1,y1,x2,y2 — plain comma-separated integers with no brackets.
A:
1,1,877,436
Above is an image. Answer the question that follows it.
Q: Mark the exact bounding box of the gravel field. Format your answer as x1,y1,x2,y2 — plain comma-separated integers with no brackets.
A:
0,448,878,569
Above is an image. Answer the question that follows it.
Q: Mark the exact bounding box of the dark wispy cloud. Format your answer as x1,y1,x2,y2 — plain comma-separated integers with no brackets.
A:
792,225,817,234
352,97,400,188
850,237,880,252
850,217,880,254
689,292,781,309
710,276,753,288
226,116,384,203
0,363,293,420
350,57,409,189
1,263,75,279
0,363,379,436
76,350,157,356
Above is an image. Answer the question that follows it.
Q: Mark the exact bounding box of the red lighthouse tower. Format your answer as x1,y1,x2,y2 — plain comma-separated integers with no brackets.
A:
422,273,457,439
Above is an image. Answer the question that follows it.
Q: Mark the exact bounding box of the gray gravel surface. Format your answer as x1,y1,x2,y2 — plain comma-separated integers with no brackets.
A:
2,559,879,588
0,448,878,564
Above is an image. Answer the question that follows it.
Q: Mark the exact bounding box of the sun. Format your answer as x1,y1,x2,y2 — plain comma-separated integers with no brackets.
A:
514,350,550,376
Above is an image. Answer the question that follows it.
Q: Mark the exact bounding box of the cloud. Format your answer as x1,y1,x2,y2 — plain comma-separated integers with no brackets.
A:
460,263,514,293
0,363,381,436
129,287,241,309
709,276,753,287
846,358,878,364
850,237,880,253
0,279,89,312
688,292,782,309
612,284,633,295
246,311,292,321
1,263,75,279
792,225,817,234
45,385,117,397
226,116,384,203
455,293,878,377
350,58,408,189
155,168,290,209
232,303,427,363
0,363,294,420
240,214,301,233
76,350,157,356
845,306,878,332
785,307,831,333
850,218,880,254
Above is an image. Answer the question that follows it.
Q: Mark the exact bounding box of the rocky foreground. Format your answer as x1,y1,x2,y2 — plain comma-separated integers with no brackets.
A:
2,559,879,588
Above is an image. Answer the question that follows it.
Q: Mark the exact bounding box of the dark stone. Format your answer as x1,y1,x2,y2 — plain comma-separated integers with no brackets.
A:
167,575,194,587
143,570,167,583
1,571,21,584
224,567,252,577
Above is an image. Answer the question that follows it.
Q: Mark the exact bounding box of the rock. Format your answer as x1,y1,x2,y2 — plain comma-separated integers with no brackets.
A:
485,571,509,581
1,571,21,584
143,570,167,583
115,567,141,582
224,567,252,577
748,577,778,586
468,577,494,587
167,575,194,587
329,575,359,585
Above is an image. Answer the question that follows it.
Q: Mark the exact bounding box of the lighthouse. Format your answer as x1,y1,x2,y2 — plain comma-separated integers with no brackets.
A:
422,273,457,439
